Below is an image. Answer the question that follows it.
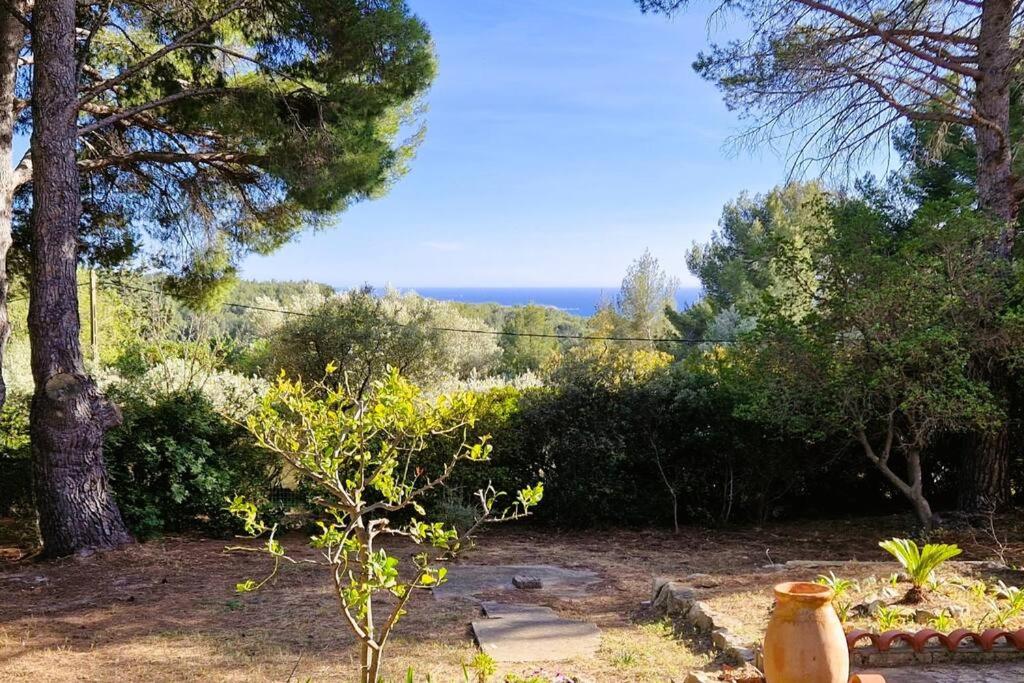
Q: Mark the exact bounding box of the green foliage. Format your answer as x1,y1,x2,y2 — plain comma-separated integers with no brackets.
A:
442,347,825,528
255,287,500,391
728,190,1019,526
929,612,956,632
875,605,906,631
816,572,857,623
464,652,497,683
0,393,31,516
0,392,29,458
229,367,541,683
105,390,279,538
616,249,679,343
995,581,1024,613
499,305,560,374
878,539,962,589
687,182,828,323
40,0,439,304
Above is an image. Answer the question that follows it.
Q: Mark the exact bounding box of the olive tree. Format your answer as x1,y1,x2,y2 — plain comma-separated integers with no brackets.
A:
737,196,1019,529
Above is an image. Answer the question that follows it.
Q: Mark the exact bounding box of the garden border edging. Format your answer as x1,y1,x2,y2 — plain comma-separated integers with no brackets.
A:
651,577,758,666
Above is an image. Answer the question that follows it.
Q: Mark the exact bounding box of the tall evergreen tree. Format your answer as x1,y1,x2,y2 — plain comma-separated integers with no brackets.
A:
20,0,435,556
639,0,1024,512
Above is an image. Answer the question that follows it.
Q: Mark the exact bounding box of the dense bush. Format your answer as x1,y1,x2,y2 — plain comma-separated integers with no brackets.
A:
427,346,909,529
0,394,32,516
105,390,279,537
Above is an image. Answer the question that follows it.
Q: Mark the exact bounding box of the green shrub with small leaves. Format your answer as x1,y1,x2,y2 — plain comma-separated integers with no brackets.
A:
229,366,542,683
105,389,279,537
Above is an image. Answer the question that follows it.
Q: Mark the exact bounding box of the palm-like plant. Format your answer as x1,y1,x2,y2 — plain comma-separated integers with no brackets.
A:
879,538,962,603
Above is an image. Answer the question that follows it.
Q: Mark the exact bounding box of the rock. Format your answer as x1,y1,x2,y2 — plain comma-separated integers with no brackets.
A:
670,585,699,603
854,599,886,617
946,604,968,618
685,573,721,588
433,564,600,602
686,601,720,632
513,574,542,590
652,580,698,615
762,563,787,572
711,628,732,650
711,627,757,665
682,673,718,683
652,576,672,598
879,586,900,601
914,609,938,625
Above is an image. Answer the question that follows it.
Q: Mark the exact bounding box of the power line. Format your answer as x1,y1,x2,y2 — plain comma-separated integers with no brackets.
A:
110,281,731,345
7,280,91,303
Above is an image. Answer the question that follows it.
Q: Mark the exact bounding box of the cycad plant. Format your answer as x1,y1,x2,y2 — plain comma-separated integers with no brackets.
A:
816,572,858,623
879,538,962,603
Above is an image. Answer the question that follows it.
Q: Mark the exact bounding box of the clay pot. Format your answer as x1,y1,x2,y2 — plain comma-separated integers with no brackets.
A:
763,581,850,683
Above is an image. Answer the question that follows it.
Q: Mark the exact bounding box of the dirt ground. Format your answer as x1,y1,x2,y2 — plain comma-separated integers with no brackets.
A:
2,515,1022,682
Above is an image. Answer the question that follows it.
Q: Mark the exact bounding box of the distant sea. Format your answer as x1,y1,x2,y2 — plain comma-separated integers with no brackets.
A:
386,287,702,316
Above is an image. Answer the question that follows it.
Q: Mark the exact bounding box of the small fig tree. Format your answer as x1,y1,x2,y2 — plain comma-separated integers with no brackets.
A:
227,366,542,683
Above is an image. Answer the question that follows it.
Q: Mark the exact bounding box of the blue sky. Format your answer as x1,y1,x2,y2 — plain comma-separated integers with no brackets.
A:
241,0,794,288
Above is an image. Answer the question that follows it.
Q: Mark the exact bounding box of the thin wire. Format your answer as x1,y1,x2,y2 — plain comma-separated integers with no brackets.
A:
111,281,730,345
7,280,91,303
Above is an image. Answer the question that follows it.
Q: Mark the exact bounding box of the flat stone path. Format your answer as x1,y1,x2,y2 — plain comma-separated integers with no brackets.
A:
857,663,1024,682
471,601,601,663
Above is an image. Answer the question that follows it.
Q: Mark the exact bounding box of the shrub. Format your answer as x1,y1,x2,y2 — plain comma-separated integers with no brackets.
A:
0,393,32,516
122,357,269,420
879,538,962,602
230,367,541,683
105,390,279,537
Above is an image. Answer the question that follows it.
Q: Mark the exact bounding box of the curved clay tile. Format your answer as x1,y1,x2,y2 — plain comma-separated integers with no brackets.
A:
978,628,1011,652
1004,628,1024,648
845,629,877,650
909,628,943,653
943,629,982,651
849,675,887,683
874,630,915,652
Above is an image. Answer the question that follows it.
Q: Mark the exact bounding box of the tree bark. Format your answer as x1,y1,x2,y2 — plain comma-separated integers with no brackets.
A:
29,0,132,557
957,0,1016,515
959,427,1010,515
975,0,1017,238
856,429,935,530
0,5,23,410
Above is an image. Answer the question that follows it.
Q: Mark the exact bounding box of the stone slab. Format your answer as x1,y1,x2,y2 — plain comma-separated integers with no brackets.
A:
432,564,600,601
472,601,601,663
481,602,554,619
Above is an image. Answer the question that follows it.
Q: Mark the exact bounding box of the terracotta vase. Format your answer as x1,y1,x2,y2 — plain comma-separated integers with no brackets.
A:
763,581,850,683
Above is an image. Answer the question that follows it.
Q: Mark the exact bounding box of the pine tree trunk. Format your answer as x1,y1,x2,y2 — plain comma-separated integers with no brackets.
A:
959,0,1017,514
959,427,1010,515
975,0,1017,247
0,7,23,410
29,0,132,557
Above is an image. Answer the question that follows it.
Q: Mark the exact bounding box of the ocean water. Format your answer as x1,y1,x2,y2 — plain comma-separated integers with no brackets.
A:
393,287,702,316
